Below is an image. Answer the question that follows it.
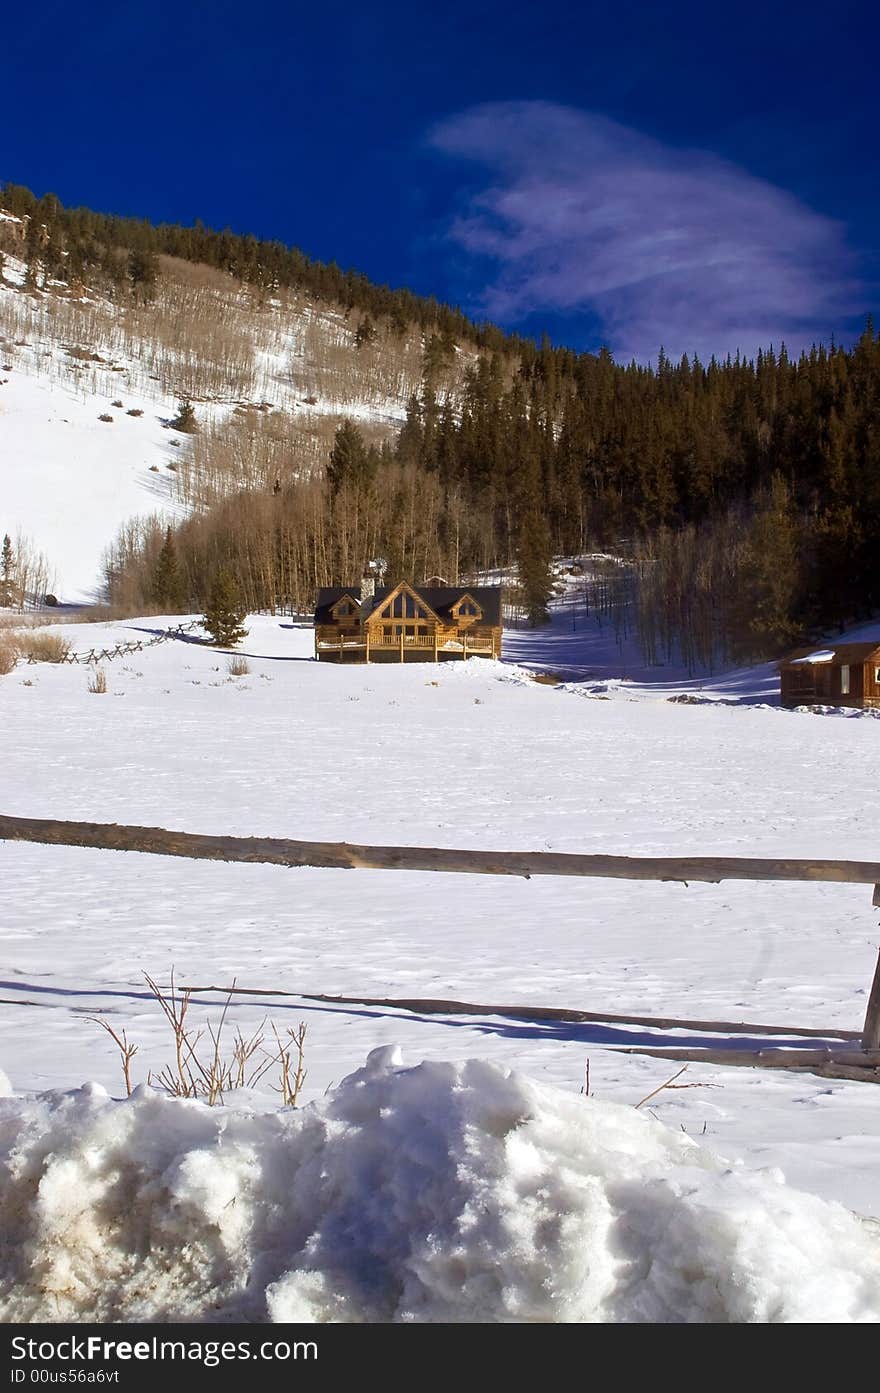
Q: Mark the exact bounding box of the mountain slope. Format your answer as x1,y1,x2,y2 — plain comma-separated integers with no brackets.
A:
0,210,480,599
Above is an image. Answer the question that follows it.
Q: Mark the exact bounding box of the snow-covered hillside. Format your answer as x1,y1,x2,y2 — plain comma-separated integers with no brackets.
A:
2,614,879,1240
0,361,185,599
1,222,472,600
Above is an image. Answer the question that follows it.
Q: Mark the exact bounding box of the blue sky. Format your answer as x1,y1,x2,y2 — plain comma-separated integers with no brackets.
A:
4,0,877,360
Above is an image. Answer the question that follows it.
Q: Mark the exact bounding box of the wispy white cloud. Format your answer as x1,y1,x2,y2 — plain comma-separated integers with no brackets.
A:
428,102,860,361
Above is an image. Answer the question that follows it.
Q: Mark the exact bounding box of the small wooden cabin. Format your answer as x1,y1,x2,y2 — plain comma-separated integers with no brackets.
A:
779,642,880,709
314,579,503,662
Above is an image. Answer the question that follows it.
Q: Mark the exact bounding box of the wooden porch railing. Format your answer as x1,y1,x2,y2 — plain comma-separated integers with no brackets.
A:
315,625,499,658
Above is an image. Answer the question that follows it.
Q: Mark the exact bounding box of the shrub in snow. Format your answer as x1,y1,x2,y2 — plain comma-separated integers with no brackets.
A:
0,1049,878,1324
97,413,113,423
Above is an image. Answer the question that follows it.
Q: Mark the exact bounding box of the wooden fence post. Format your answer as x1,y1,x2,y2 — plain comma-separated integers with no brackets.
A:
863,884,880,1051
863,950,880,1051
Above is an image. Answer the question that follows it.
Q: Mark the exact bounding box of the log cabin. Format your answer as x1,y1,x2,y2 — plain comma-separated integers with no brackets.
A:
314,579,503,662
779,642,880,709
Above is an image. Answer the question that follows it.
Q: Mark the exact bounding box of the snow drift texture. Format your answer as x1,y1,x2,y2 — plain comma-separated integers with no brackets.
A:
1,1047,878,1323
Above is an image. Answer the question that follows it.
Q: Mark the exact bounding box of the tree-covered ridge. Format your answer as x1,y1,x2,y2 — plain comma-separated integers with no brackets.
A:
0,181,515,352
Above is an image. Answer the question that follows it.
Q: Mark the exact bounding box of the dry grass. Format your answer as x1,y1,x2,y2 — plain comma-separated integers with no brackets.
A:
0,636,18,675
0,607,126,629
226,655,250,677
12,631,69,663
87,667,108,694
0,614,57,632
91,970,308,1106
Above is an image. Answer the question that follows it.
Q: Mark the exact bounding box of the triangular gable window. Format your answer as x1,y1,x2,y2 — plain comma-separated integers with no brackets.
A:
453,594,483,619
372,583,437,623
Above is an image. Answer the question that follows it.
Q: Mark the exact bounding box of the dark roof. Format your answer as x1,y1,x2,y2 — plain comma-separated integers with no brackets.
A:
314,586,361,624
779,641,880,670
363,584,503,626
314,582,503,627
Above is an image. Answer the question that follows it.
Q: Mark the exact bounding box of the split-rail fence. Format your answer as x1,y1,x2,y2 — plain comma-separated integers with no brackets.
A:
0,814,878,1080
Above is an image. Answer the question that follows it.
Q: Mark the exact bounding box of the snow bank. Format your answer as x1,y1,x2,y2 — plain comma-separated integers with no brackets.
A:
1,1048,878,1324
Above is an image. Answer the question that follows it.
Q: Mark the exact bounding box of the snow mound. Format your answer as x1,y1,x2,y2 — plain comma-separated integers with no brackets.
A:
1,1048,878,1324
793,703,880,719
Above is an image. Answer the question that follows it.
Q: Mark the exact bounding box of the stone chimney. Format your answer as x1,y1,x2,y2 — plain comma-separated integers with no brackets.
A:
362,557,386,600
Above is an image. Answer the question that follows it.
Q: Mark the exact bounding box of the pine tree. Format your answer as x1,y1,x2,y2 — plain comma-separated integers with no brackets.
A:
355,315,376,348
516,512,554,626
129,249,159,303
733,474,802,656
151,527,185,612
171,398,198,433
327,420,374,495
203,570,248,647
0,533,15,607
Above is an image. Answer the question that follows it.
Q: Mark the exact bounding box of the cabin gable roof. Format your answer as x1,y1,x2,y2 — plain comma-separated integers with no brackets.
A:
424,586,502,626
363,583,503,627
315,582,503,629
314,586,361,624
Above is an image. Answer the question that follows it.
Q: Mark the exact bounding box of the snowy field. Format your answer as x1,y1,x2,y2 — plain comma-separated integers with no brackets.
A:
2,609,879,1261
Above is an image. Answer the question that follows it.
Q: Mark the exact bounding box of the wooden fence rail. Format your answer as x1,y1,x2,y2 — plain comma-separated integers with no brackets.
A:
19,621,202,667
0,812,878,1063
0,814,879,887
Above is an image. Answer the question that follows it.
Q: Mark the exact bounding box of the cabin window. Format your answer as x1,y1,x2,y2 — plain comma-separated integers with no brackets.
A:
840,664,850,695
405,625,415,637
457,600,480,617
378,591,429,621
383,625,392,638
875,667,880,684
